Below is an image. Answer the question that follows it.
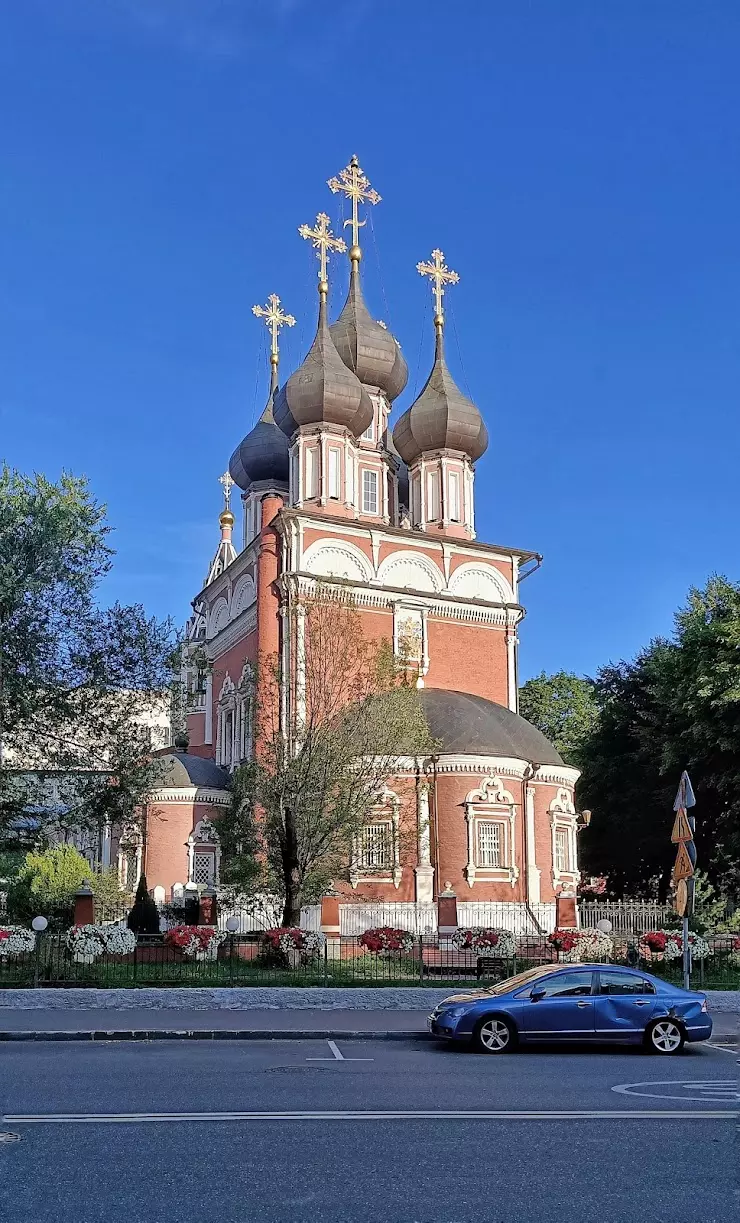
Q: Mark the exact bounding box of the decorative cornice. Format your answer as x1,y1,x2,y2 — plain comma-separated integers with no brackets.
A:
292,573,521,628
534,764,581,787
206,604,258,660
148,786,231,806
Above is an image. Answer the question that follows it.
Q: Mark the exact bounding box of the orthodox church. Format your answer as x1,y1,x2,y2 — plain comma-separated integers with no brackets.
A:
132,157,580,930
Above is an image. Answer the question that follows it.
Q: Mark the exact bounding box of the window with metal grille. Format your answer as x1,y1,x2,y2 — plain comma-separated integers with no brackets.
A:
477,821,504,868
192,850,216,885
554,827,570,872
357,823,392,869
362,469,378,515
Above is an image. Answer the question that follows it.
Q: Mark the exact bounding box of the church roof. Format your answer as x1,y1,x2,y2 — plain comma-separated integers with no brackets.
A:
418,689,564,765
330,258,408,401
393,325,488,465
229,383,290,491
154,753,231,791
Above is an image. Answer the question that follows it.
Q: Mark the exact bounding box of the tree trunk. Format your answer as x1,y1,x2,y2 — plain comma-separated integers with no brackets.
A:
281,805,303,927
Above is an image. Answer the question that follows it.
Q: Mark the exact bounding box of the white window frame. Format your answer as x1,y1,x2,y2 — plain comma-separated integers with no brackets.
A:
328,447,341,499
349,793,402,889
361,468,378,515
187,818,221,888
305,446,318,499
448,471,461,522
463,776,519,888
549,787,579,888
476,820,506,869
426,469,440,520
361,415,375,443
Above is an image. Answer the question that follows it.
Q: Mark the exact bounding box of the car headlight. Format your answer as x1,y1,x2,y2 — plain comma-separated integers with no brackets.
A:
441,1006,469,1021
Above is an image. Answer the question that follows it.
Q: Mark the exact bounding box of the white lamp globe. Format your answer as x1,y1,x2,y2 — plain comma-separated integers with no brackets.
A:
31,916,48,933
596,919,613,934
225,917,240,933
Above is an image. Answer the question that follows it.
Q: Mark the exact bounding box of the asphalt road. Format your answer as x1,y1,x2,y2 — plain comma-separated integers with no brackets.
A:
1,1038,737,1223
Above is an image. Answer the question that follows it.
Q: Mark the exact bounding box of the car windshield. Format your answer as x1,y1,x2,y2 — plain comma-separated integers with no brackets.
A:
485,965,560,995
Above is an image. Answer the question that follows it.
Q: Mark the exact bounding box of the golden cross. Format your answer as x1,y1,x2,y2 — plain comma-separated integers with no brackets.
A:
251,294,296,360
298,212,346,285
218,470,234,510
327,155,381,251
417,248,460,322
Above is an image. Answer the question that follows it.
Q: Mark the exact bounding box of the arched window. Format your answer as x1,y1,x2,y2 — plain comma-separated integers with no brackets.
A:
549,788,578,889
215,675,236,767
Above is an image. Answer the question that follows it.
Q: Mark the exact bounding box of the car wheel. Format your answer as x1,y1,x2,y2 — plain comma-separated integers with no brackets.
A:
646,1018,685,1055
473,1016,516,1054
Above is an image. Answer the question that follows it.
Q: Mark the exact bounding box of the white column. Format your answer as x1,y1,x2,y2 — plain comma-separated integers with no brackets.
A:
525,784,541,904
506,632,518,712
414,781,435,903
204,675,213,744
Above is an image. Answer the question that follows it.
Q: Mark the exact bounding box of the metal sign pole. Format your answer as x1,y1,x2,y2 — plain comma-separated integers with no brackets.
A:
672,771,696,991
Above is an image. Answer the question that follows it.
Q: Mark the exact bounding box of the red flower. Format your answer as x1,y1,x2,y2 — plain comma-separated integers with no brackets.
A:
548,928,578,953
643,931,668,952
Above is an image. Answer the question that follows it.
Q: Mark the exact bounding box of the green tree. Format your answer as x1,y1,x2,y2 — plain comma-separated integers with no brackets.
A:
579,576,740,898
0,467,178,847
6,844,124,923
219,588,433,927
518,671,598,768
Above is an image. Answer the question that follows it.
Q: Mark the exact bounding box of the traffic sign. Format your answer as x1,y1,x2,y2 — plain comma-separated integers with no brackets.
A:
673,841,694,881
674,878,688,916
673,771,696,811
671,807,693,843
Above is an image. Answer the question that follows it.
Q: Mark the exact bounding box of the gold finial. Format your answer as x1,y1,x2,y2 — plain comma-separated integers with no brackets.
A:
252,294,296,369
417,248,460,328
218,470,235,512
298,212,346,292
327,154,381,257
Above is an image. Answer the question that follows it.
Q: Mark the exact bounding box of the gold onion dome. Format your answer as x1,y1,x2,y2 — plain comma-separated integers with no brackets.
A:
273,289,373,438
330,255,408,400
392,324,488,465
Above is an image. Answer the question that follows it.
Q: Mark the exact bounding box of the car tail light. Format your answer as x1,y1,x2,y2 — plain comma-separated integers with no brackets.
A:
700,998,707,1013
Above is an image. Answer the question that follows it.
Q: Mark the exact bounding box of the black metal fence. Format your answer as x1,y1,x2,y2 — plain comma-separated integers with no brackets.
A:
1,933,738,990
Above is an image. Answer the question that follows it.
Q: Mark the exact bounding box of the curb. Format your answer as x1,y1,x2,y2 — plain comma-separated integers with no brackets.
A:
0,1029,432,1044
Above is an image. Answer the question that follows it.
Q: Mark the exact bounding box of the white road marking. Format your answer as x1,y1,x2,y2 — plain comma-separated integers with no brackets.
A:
3,1109,737,1125
612,1079,740,1103
306,1040,373,1063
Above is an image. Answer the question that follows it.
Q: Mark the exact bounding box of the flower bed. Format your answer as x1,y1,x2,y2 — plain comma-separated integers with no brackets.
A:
451,928,516,958
359,927,415,955
65,925,137,964
164,925,225,962
726,936,740,969
638,930,712,962
0,926,36,958
261,928,323,961
548,928,615,963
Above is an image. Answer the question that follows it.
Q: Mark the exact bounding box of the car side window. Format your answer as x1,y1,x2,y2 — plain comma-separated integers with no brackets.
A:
536,971,594,998
599,971,656,996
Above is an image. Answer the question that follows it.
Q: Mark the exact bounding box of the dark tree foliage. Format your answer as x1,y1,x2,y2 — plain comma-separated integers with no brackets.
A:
127,875,160,935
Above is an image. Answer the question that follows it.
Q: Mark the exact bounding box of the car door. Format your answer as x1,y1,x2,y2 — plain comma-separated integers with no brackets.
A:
518,969,596,1039
593,969,658,1040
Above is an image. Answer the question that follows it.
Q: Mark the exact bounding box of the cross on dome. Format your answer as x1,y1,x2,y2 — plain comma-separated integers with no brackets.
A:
327,155,381,255
417,248,460,325
251,294,296,362
218,470,235,511
298,213,346,287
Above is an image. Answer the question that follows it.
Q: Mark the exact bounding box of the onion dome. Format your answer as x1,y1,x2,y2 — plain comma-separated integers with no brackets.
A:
229,374,289,490
393,323,488,466
330,255,408,400
274,287,373,439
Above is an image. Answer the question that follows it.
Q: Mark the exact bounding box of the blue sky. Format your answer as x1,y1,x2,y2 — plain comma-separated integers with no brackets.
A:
2,1,738,681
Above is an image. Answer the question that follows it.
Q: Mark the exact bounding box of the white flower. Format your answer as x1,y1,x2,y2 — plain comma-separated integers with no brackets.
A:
0,927,36,958
65,925,137,962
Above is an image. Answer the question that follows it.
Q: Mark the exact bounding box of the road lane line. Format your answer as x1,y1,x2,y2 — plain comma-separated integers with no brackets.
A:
3,1109,737,1125
306,1039,373,1063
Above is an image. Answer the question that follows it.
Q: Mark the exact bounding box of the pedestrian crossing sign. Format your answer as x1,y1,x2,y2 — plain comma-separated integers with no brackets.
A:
672,841,694,881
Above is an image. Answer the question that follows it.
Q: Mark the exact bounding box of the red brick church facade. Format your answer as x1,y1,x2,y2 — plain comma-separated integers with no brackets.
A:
135,158,580,928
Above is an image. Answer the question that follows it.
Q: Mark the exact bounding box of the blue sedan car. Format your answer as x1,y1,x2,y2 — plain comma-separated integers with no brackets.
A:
428,963,712,1055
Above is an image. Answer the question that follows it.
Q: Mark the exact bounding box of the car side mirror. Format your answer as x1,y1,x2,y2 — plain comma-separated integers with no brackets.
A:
530,987,546,1002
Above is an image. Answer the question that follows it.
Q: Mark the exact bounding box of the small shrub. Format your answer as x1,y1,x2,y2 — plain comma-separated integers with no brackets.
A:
127,876,160,935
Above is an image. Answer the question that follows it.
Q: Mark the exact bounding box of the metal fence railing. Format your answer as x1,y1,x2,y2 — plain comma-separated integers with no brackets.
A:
1,933,738,990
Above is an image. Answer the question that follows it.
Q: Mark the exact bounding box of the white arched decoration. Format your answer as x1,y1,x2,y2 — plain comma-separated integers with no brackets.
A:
549,787,579,890
302,540,374,584
215,675,236,766
117,822,143,892
376,551,444,594
463,775,519,889
208,596,230,639
448,563,514,604
350,787,402,890
232,574,256,618
187,817,221,887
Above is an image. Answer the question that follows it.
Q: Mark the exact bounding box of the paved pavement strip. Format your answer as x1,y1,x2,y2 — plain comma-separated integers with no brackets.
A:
3,1108,738,1124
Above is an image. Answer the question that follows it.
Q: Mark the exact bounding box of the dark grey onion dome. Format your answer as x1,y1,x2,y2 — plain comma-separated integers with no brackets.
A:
229,383,290,490
154,752,230,791
274,292,373,439
393,327,488,465
330,259,408,400
418,689,564,765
